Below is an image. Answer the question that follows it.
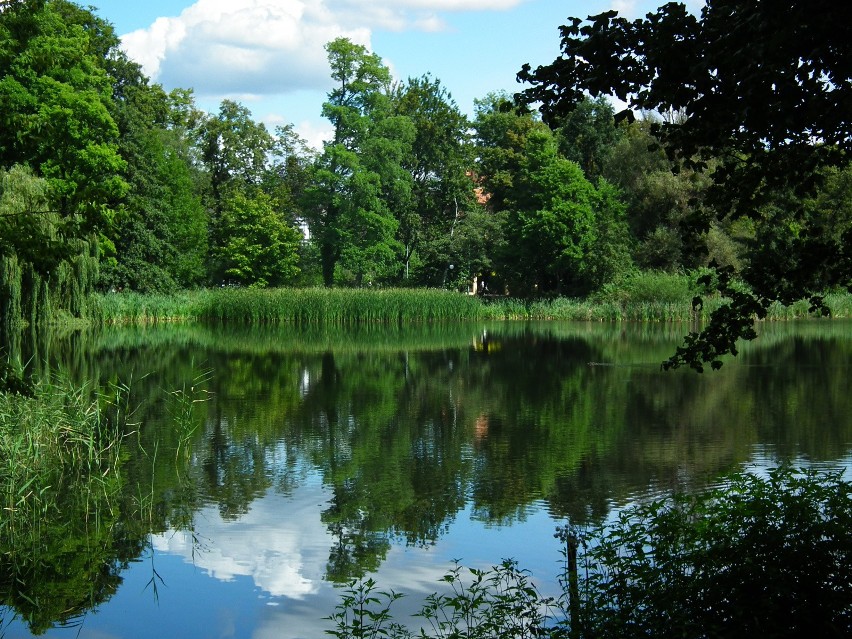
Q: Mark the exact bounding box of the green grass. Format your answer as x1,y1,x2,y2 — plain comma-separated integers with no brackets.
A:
0,377,129,539
93,287,487,325
91,276,852,326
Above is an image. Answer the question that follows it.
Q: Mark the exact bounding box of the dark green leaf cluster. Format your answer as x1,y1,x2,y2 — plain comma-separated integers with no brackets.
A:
571,467,852,638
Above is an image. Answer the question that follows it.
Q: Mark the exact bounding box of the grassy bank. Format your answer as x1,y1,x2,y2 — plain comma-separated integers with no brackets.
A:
93,287,487,324
90,273,852,325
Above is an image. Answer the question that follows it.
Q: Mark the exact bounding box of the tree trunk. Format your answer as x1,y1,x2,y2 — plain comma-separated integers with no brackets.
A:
320,241,337,287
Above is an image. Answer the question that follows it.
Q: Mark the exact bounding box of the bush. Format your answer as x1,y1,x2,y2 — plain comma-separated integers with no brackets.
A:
572,466,852,639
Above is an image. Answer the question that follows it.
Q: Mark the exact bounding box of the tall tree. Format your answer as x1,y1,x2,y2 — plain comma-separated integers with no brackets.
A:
601,118,723,271
101,55,207,292
197,99,310,287
393,75,474,284
200,100,275,209
304,38,407,286
474,94,631,295
518,0,852,370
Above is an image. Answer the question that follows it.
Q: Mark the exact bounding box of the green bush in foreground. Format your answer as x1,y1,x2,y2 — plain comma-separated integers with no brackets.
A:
327,467,852,638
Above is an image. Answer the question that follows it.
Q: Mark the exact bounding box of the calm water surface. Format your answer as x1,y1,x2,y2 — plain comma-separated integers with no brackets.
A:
3,321,851,638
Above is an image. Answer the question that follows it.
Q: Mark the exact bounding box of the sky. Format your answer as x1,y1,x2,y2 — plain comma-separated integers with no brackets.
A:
88,0,696,149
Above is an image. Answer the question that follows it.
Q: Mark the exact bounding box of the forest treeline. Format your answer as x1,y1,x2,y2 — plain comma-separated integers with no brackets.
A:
1,0,850,330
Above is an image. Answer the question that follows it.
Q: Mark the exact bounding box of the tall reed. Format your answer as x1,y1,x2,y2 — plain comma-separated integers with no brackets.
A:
91,278,852,326
0,377,128,534
94,287,487,325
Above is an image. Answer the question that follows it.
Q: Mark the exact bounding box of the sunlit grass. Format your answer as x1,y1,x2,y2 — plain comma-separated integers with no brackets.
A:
0,377,130,543
91,278,852,325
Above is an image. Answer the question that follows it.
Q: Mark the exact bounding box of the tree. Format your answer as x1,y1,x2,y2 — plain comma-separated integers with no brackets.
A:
0,0,127,326
100,55,207,292
474,96,632,295
518,0,852,370
601,118,723,272
511,129,598,293
393,75,475,284
212,190,301,288
304,38,407,286
200,99,275,209
0,0,127,232
555,95,622,182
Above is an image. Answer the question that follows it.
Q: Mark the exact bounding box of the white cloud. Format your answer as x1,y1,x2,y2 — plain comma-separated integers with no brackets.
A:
152,485,333,599
610,0,705,19
292,119,334,151
395,0,523,8
121,0,370,97
609,0,639,17
119,0,527,99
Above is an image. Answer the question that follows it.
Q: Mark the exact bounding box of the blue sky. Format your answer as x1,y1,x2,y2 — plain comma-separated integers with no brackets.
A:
89,0,695,148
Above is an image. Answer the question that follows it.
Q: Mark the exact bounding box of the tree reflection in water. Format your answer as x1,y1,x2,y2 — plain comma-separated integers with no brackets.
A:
2,321,850,633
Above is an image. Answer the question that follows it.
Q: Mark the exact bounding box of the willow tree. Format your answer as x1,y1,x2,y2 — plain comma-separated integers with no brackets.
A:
0,166,98,329
0,0,125,325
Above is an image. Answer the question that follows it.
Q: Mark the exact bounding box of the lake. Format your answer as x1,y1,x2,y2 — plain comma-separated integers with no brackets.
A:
2,320,851,638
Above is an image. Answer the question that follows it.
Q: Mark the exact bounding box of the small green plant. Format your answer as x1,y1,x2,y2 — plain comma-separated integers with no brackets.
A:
326,577,408,639
417,560,553,639
0,356,31,396
166,366,213,461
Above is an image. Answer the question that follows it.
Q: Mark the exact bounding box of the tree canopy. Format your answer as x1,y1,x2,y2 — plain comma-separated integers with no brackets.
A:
518,0,852,370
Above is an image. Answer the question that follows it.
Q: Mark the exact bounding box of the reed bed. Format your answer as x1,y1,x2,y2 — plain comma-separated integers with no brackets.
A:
94,287,487,325
91,280,852,326
0,379,126,479
0,378,128,538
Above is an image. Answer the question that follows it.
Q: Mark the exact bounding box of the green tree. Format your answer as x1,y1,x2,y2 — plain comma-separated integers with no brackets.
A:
517,0,852,370
201,99,275,209
473,92,547,214
1,165,99,327
393,75,475,284
601,118,722,271
474,97,632,295
0,0,128,326
212,190,301,288
0,0,127,232
510,129,598,293
555,95,622,181
304,38,407,286
100,56,207,292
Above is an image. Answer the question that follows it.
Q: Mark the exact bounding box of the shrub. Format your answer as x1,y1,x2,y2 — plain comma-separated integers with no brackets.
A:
572,466,852,639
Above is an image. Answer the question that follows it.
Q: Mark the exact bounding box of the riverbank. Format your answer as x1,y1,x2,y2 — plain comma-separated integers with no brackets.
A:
90,279,852,325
